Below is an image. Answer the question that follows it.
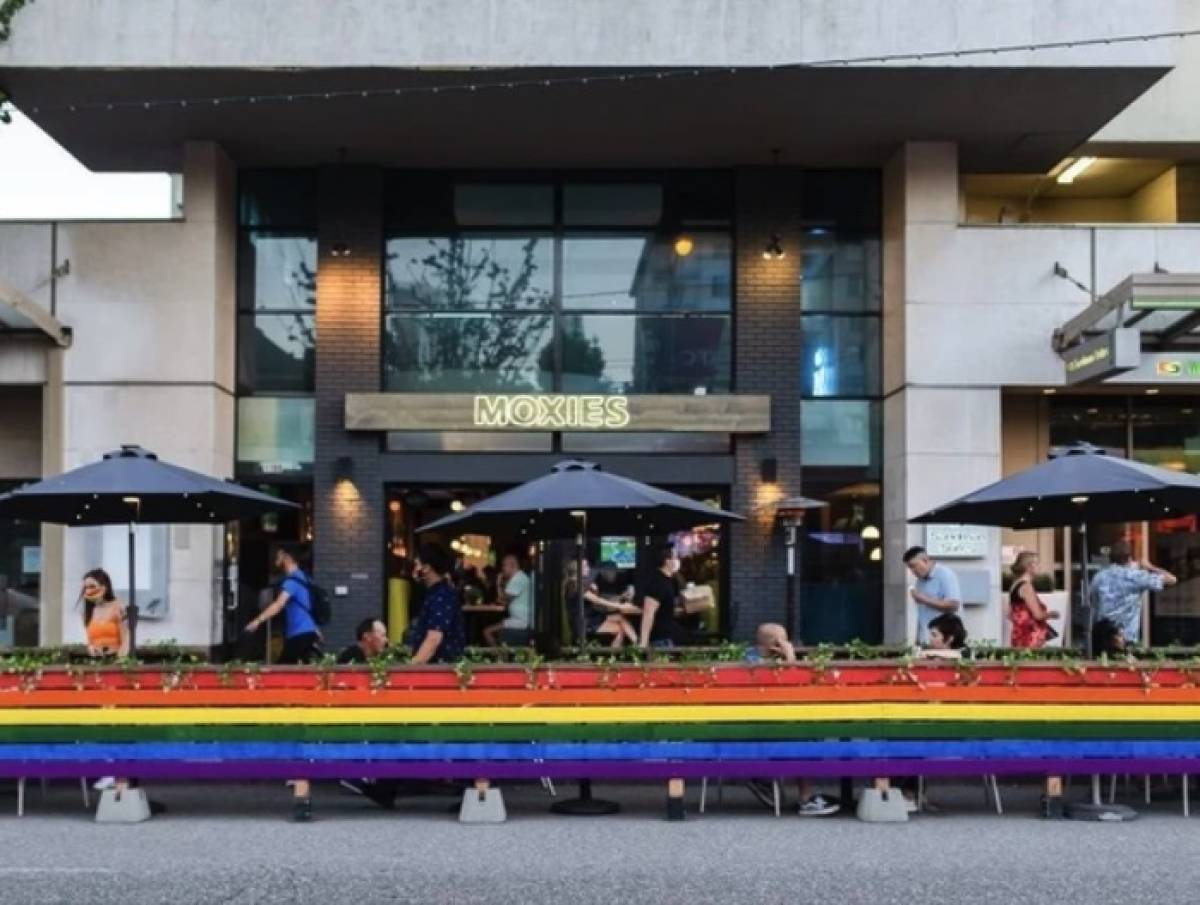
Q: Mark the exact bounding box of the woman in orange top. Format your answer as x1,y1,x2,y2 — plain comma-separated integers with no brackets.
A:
81,568,128,657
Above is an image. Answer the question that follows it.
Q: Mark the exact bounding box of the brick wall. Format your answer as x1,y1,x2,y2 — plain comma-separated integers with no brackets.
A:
314,166,384,647
729,168,803,640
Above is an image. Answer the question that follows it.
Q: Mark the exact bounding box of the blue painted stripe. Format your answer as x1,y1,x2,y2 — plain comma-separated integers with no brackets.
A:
2,739,1200,762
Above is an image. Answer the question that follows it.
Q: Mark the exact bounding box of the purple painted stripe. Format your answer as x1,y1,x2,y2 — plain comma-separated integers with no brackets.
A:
0,757,1195,781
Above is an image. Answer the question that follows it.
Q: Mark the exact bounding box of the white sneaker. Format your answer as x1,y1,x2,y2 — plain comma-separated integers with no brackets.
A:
903,794,919,813
93,776,115,791
797,795,839,817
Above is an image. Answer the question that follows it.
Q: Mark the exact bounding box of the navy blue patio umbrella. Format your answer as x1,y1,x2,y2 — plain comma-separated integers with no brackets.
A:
911,443,1200,653
0,445,298,651
421,460,743,641
420,459,742,816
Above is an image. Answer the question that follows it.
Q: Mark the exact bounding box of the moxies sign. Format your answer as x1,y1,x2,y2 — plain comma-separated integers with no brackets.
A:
474,394,630,429
345,393,770,433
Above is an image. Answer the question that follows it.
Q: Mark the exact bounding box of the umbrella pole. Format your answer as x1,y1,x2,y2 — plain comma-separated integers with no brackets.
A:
126,520,139,656
1080,521,1093,659
550,511,619,817
575,513,587,649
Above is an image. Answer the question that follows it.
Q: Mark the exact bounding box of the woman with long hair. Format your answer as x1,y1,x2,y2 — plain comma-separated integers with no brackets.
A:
1007,552,1059,649
80,568,129,658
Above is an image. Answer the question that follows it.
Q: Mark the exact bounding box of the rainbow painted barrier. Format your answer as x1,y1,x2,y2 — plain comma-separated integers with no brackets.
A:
1,660,1199,787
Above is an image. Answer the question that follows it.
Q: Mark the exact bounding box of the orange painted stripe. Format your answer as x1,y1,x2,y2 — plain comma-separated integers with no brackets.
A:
4,683,1200,709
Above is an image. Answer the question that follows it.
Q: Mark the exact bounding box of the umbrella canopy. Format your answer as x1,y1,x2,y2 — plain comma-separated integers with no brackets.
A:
0,445,299,653
911,445,1200,530
419,460,743,540
0,445,296,525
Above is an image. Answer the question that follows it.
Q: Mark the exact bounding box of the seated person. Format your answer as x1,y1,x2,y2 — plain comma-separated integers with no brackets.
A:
337,618,389,664
743,622,838,817
921,613,968,658
483,552,534,647
637,545,683,649
745,622,795,663
584,560,639,648
1092,617,1130,659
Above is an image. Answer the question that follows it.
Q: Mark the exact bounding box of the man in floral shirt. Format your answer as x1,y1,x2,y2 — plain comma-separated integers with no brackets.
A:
409,543,467,664
1090,540,1176,645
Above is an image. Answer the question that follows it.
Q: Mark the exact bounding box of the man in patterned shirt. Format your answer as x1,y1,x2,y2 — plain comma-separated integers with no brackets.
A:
410,543,467,665
1089,540,1176,646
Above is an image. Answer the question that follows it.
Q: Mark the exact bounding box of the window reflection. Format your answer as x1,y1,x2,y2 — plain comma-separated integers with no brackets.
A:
237,233,317,311
453,185,553,226
384,314,553,392
237,313,316,394
563,184,664,226
801,400,879,471
562,234,731,312
801,232,881,313
561,315,731,394
385,237,553,311
801,315,880,397
236,398,315,476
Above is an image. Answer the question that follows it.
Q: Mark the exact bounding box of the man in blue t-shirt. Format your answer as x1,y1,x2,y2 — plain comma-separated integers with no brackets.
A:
244,545,322,665
410,543,466,665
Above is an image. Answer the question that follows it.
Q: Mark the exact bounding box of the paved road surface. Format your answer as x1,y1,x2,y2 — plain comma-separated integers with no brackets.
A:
1,779,1197,904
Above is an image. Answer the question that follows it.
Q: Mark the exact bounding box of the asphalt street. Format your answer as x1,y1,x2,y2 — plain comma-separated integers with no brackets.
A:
1,779,1198,904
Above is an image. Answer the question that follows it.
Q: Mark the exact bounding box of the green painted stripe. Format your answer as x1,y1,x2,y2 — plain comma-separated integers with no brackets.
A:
3,720,1200,744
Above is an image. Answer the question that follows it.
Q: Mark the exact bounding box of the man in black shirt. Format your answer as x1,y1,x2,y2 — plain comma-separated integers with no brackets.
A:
638,544,682,649
337,618,389,664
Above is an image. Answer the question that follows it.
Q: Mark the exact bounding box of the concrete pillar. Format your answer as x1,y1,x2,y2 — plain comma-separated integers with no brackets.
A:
313,166,384,648
729,168,803,640
50,140,236,650
882,142,1003,645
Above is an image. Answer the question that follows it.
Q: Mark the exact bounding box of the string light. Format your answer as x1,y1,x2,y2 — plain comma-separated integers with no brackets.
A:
13,27,1200,116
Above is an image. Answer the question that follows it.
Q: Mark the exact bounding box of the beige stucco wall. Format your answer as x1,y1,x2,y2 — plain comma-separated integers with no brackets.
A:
0,142,236,647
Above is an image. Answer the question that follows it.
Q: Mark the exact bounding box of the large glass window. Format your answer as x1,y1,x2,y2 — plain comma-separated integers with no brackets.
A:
798,172,883,644
383,177,733,402
236,171,317,479
562,314,731,395
384,313,553,393
236,397,316,477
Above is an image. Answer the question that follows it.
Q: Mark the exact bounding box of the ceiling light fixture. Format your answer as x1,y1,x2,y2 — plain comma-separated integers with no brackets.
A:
1056,156,1097,184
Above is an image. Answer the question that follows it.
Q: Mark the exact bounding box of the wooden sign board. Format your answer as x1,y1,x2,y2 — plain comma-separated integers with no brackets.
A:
345,393,771,433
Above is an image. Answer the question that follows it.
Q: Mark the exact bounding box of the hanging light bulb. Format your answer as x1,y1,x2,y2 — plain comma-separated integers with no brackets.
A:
673,235,694,257
762,233,785,260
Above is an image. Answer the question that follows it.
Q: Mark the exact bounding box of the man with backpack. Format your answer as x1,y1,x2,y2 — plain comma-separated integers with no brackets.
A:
244,544,325,664
242,543,328,821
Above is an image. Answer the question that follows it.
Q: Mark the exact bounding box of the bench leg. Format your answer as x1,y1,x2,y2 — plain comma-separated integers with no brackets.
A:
17,777,24,817
699,777,708,814
1042,776,1064,819
1184,775,1191,818
666,778,686,821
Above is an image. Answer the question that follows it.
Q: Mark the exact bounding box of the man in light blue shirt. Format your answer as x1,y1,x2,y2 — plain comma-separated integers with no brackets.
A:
904,546,962,645
1090,540,1176,645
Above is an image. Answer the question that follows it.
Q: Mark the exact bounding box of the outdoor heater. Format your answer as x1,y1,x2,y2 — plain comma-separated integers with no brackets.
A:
772,496,826,643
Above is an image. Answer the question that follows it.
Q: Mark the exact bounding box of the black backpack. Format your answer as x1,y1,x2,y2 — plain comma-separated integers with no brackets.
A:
289,575,332,626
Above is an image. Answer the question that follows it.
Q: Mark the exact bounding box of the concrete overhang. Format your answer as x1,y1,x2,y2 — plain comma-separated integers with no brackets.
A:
0,65,1172,172
0,275,70,348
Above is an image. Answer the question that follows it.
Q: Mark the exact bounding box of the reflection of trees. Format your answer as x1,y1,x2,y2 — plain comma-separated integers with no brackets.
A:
387,238,552,391
542,318,610,392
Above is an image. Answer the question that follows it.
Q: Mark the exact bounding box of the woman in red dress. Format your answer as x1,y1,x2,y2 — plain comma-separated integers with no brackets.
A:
1007,551,1060,648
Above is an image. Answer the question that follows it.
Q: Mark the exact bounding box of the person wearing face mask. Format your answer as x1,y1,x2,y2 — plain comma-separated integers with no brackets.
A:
408,543,466,665
80,568,129,658
637,544,682,649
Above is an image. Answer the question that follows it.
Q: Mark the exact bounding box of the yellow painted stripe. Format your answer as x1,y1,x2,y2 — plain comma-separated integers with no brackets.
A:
2,703,1200,726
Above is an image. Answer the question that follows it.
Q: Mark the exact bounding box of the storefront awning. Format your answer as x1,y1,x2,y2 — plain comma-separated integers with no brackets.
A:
1054,273,1200,385
0,275,71,347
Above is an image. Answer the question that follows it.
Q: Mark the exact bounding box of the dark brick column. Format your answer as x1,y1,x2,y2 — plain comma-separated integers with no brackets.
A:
729,168,803,640
314,166,384,648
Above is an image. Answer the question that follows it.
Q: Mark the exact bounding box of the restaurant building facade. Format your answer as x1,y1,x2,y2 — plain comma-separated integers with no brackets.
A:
1,0,1198,651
